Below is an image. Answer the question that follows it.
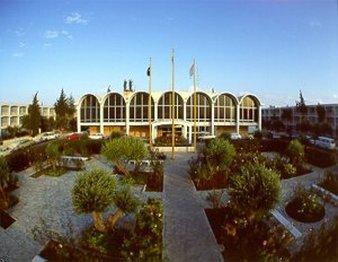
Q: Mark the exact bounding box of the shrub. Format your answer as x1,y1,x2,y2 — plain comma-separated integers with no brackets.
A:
285,186,325,223
286,139,305,167
46,141,61,169
207,190,224,208
229,162,281,222
72,169,116,232
219,132,231,141
110,131,123,140
264,155,297,179
305,146,336,168
319,170,338,195
0,156,11,208
102,137,149,176
261,139,289,154
232,138,261,154
205,138,236,171
121,198,163,260
85,139,103,155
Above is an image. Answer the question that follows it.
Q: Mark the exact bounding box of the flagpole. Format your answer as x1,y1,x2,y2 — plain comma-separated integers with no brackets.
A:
148,57,152,146
193,59,197,153
171,49,175,159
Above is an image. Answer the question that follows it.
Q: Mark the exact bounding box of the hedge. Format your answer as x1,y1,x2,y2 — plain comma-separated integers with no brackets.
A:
260,139,289,154
305,146,336,168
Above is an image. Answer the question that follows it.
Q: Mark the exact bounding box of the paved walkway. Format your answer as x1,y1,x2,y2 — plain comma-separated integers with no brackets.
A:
163,153,223,262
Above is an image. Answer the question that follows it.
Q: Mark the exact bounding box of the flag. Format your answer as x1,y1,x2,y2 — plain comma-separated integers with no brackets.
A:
147,66,151,76
189,63,195,77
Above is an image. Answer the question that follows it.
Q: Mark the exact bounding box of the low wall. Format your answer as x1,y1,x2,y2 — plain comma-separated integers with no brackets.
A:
154,146,195,152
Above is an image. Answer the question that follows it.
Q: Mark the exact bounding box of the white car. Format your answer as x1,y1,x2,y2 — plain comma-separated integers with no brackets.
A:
0,146,12,156
89,133,105,140
313,136,336,150
230,133,242,140
37,131,60,142
14,138,35,149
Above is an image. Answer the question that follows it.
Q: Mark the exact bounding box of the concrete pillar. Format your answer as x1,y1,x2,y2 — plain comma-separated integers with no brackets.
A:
236,104,240,134
126,102,130,135
258,105,262,131
183,101,187,121
182,124,187,139
211,102,215,136
99,103,104,134
154,102,158,121
152,124,156,143
77,103,81,133
188,126,192,144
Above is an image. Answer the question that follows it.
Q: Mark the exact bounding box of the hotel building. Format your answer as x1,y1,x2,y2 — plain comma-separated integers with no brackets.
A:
77,88,262,143
0,103,55,135
262,104,338,137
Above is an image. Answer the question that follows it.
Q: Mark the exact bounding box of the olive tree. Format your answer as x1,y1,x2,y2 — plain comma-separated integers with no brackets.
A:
229,162,281,222
205,138,236,171
108,183,139,229
72,169,116,232
0,156,10,208
102,137,149,176
287,139,305,168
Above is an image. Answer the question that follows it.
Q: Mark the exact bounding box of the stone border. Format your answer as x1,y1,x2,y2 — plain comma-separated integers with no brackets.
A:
312,184,338,206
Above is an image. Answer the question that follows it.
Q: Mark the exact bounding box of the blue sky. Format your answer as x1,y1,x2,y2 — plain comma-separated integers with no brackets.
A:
0,0,337,107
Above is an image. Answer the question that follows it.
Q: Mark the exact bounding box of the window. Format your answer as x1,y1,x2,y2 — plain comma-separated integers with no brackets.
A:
158,92,183,119
80,95,100,123
240,96,258,122
186,92,211,121
214,94,236,122
129,92,154,122
103,93,125,122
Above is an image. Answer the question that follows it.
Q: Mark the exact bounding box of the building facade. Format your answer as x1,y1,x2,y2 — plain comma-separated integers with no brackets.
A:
0,103,55,135
77,89,262,143
262,104,338,137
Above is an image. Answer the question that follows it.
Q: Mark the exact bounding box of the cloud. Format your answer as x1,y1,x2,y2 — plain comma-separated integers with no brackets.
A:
43,43,52,47
44,30,73,40
65,12,88,25
309,20,321,28
44,30,59,39
19,41,26,48
14,28,25,37
13,52,23,58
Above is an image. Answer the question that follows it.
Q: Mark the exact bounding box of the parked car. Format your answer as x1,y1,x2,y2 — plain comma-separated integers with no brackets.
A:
14,138,35,149
36,131,61,142
0,145,12,156
66,132,84,141
89,133,105,140
312,136,336,150
230,133,242,140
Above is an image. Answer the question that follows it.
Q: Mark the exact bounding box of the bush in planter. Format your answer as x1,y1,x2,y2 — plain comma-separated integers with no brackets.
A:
264,155,297,179
319,170,338,195
0,156,11,208
286,139,305,168
121,198,163,260
72,169,116,232
110,131,123,140
102,137,149,177
285,186,325,223
229,162,281,222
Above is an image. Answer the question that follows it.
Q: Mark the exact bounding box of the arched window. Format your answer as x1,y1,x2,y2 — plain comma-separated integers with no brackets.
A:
186,92,211,121
214,94,236,122
158,92,184,119
129,92,154,122
103,93,125,122
80,95,100,123
240,96,258,122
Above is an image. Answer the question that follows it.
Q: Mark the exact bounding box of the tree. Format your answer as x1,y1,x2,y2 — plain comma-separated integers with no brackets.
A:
296,90,308,132
281,108,293,129
54,89,69,130
46,142,61,169
316,104,326,123
0,156,11,208
108,183,139,229
287,139,305,168
72,169,116,232
205,138,236,171
102,137,149,176
229,162,281,222
27,93,42,136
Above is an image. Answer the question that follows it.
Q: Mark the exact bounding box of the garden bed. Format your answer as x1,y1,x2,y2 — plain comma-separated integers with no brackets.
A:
0,194,19,210
129,171,163,192
193,172,228,190
285,198,325,223
0,209,16,229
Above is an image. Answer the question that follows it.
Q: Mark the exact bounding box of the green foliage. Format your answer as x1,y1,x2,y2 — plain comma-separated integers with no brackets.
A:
293,186,323,216
315,103,326,123
54,89,76,130
121,198,163,260
207,189,224,208
27,93,42,136
0,156,10,190
286,139,304,167
113,184,139,214
46,141,61,167
102,137,148,176
281,108,292,122
229,162,281,221
205,138,236,171
296,90,308,116
109,131,123,140
264,155,297,179
219,132,231,141
72,169,116,214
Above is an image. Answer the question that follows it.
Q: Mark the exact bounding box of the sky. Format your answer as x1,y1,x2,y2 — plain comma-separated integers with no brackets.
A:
0,0,337,107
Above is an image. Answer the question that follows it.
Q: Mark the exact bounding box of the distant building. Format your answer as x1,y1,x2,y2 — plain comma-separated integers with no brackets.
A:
0,103,55,135
76,88,262,143
262,103,338,137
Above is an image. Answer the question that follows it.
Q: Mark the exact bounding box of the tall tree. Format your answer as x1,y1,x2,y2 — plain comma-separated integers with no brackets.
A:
316,104,326,123
54,89,69,130
296,90,308,132
27,93,41,136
